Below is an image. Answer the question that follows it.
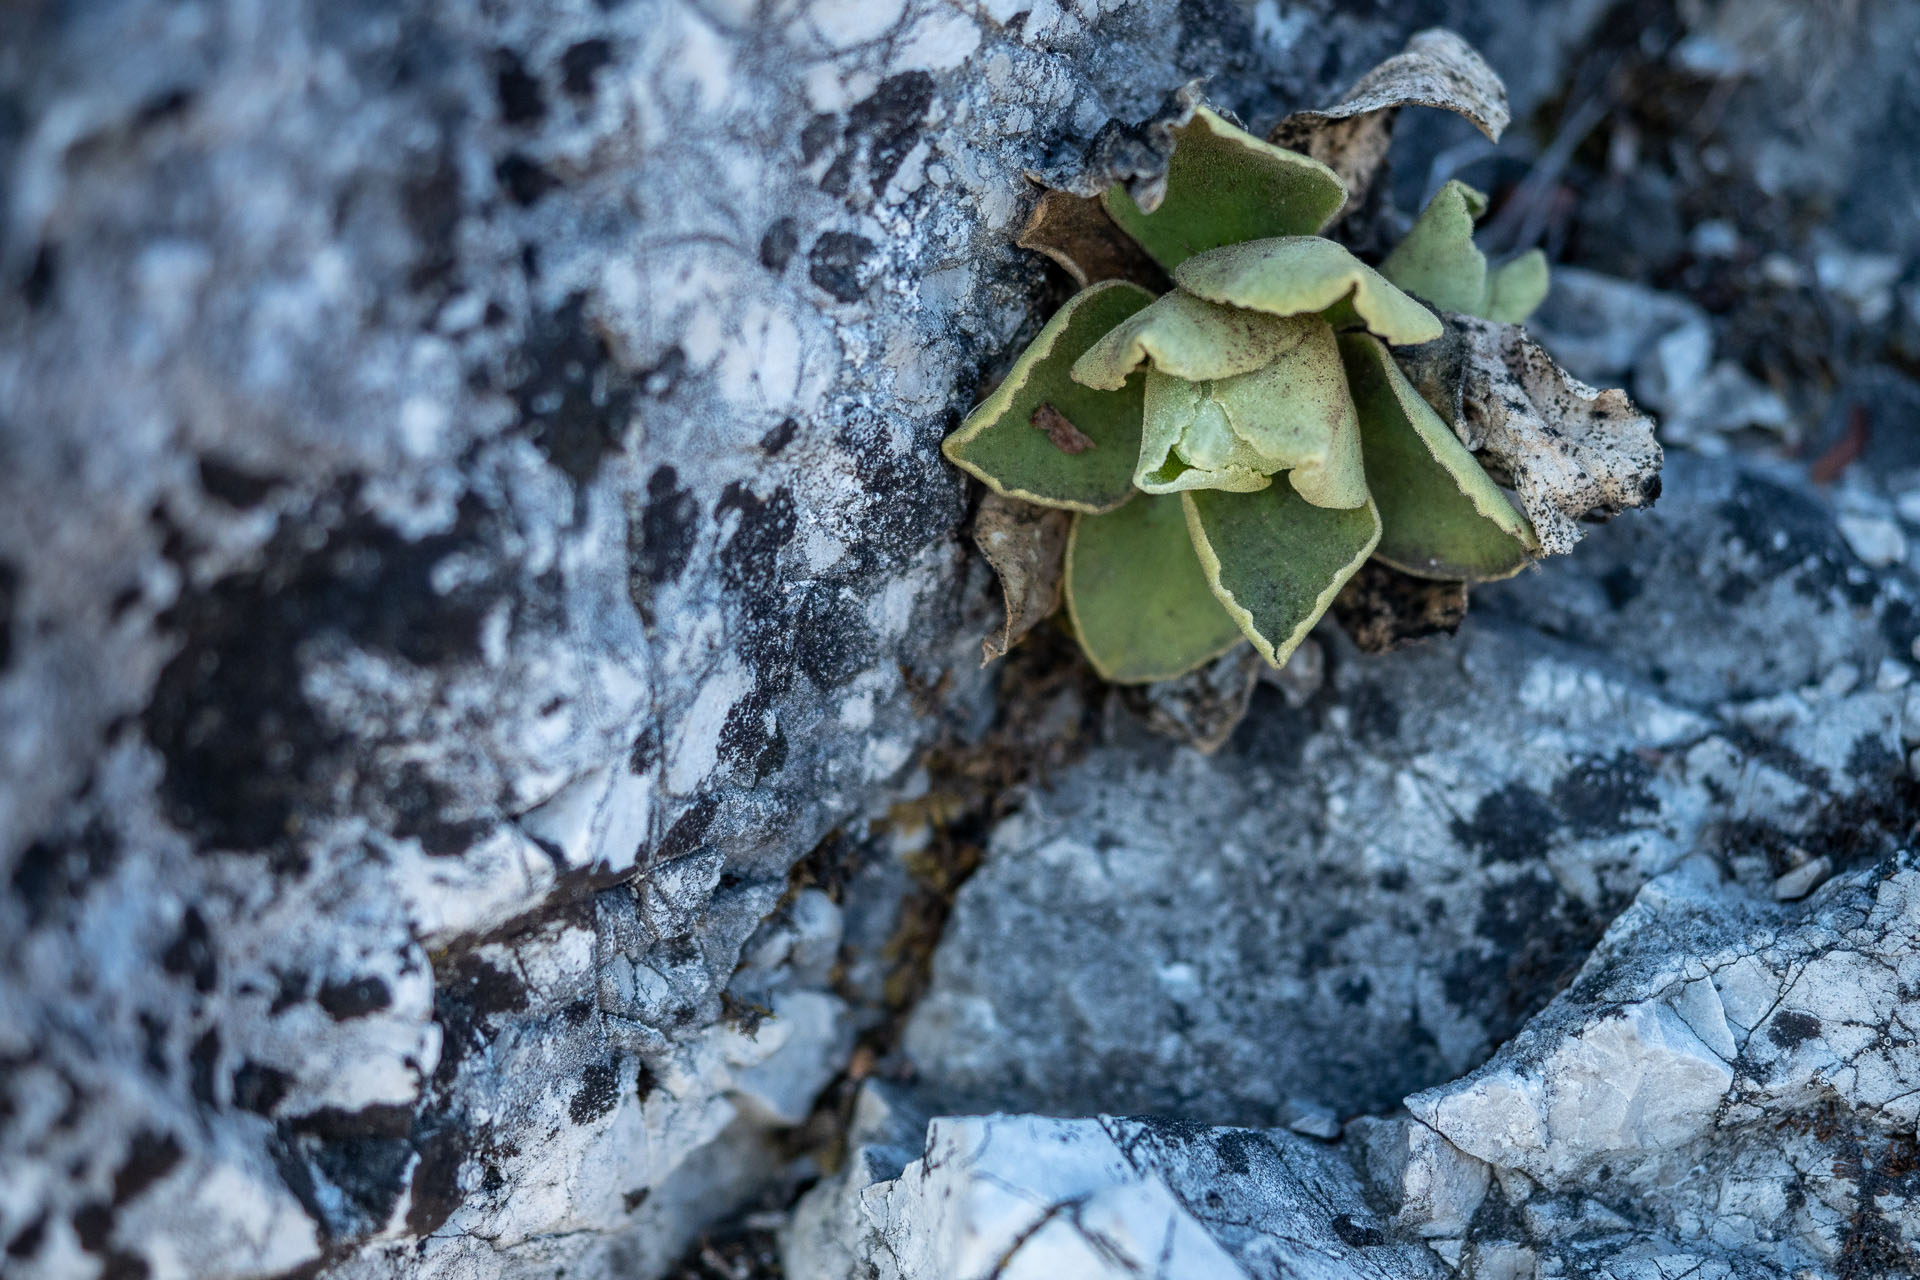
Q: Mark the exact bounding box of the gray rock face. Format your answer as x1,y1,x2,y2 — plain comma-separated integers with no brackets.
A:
795,451,1920,1279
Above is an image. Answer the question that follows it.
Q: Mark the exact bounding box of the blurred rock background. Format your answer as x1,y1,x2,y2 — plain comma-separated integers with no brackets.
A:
2,1,1918,1278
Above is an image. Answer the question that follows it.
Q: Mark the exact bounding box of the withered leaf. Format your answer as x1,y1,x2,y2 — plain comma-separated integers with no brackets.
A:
1401,313,1663,555
1030,402,1097,454
973,490,1072,666
1330,560,1469,654
1118,644,1262,754
1016,188,1170,291
1271,28,1510,220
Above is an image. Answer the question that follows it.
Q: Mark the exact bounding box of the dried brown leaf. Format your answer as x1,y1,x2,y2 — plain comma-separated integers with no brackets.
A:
1330,561,1469,654
1016,188,1170,291
1402,314,1663,555
973,491,1071,666
1271,29,1509,219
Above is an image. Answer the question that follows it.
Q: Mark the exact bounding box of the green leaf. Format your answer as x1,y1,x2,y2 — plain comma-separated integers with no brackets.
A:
943,281,1156,512
1065,494,1245,683
1376,180,1489,315
1209,316,1367,509
1135,370,1276,494
1182,485,1380,669
1339,332,1536,581
1175,236,1442,346
1486,249,1549,324
1377,181,1550,324
1070,289,1307,391
1102,106,1348,272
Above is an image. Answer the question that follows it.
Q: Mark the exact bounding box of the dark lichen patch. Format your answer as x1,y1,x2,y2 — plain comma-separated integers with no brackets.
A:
794,584,876,690
1451,782,1558,865
1227,684,1315,770
5,1213,48,1260
628,465,699,625
496,152,557,205
196,455,285,509
1715,475,1864,605
568,1059,621,1125
1550,752,1658,837
808,231,876,303
305,1130,415,1240
1768,1009,1823,1049
21,241,56,309
1445,872,1623,1054
759,218,799,273
11,820,119,929
492,48,546,125
403,1119,467,1236
431,953,529,1088
144,489,507,851
654,795,720,865
110,1130,182,1207
232,1060,295,1115
0,557,16,671
189,1028,221,1108
511,293,637,489
316,976,392,1021
560,38,613,97
161,906,217,994
846,71,934,196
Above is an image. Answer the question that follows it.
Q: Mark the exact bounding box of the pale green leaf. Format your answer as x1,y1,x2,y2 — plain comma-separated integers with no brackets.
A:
943,281,1155,512
1378,181,1551,324
1339,332,1535,581
1210,316,1367,509
1182,486,1380,669
1135,370,1275,494
1175,236,1442,346
1376,180,1489,315
1103,106,1348,272
1065,494,1245,683
1486,249,1549,323
1070,289,1309,391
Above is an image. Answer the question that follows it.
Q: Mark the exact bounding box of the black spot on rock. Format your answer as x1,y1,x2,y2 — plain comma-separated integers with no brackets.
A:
5,1213,47,1260
22,241,55,309
759,418,797,455
161,906,217,993
0,557,16,671
654,795,720,864
1227,685,1313,770
1599,564,1642,610
629,466,698,623
794,584,875,690
307,1130,415,1239
405,1118,467,1236
759,217,799,272
719,688,787,784
111,1130,183,1207
134,86,193,129
1550,752,1657,837
512,294,637,488
493,49,546,124
560,38,613,96
1768,1009,1822,1049
496,152,557,206
715,481,800,675
232,1060,295,1115
100,1249,151,1280
144,492,505,851
1330,1213,1384,1247
196,456,284,509
316,976,392,1021
12,820,119,929
808,231,876,302
71,1201,113,1252
189,1028,221,1107
799,113,837,163
569,1060,621,1125
847,71,933,195
1716,476,1861,603
402,146,463,295
1345,681,1399,743
1451,783,1557,865
432,954,529,1087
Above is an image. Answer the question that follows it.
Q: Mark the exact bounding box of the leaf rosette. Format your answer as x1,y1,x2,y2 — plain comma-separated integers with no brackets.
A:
944,36,1657,685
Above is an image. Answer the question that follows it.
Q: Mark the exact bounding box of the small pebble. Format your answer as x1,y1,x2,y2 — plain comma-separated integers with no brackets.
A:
1773,856,1831,902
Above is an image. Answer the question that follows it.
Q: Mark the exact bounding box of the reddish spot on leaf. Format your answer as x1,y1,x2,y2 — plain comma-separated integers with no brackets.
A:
1030,402,1096,454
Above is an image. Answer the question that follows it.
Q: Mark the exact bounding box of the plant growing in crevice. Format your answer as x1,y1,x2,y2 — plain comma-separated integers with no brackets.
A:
944,32,1660,684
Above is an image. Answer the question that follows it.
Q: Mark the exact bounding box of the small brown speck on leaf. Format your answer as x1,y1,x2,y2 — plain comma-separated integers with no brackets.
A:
1031,402,1096,454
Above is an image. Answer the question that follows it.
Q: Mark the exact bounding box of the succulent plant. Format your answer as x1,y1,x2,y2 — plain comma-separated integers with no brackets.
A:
943,106,1556,683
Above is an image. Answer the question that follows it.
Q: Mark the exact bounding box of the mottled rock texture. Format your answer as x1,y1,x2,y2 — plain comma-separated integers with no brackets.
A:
8,1,1920,1279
